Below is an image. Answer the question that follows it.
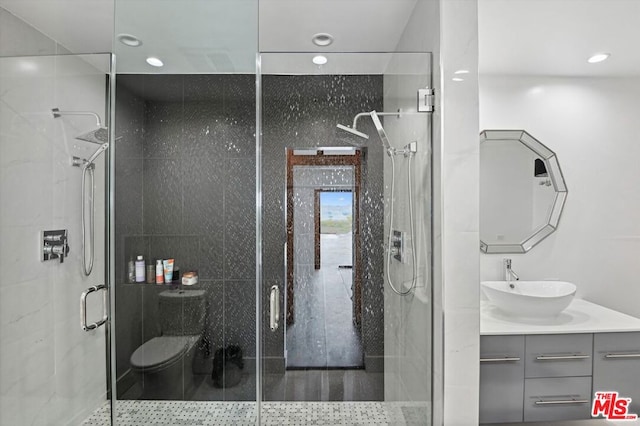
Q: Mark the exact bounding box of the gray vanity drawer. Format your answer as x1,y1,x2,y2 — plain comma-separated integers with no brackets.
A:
593,332,640,415
524,376,592,422
480,335,525,424
525,334,593,378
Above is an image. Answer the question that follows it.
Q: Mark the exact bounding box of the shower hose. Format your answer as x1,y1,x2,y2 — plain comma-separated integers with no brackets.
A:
82,163,95,276
386,152,418,296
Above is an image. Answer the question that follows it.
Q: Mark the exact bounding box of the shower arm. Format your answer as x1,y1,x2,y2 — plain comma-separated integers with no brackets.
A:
52,108,102,127
351,110,423,129
352,112,397,129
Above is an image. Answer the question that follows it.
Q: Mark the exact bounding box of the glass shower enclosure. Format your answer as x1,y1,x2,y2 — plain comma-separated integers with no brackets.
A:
107,50,433,424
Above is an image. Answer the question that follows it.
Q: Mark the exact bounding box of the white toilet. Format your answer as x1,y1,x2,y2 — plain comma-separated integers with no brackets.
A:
130,289,205,400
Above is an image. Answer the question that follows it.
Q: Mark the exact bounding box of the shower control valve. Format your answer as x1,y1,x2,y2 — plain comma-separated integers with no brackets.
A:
42,229,69,263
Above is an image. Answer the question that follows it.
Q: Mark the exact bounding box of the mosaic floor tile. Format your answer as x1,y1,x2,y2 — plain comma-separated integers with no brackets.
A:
82,400,430,425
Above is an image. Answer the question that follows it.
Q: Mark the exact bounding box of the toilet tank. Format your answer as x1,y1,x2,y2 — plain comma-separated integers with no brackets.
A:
158,290,205,336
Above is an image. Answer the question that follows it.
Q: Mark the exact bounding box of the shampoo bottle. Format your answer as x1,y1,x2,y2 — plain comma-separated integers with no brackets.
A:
135,255,145,283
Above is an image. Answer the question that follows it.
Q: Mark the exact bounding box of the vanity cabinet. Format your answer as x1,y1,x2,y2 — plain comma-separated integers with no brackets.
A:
480,299,640,424
480,335,525,423
480,334,593,424
593,332,640,415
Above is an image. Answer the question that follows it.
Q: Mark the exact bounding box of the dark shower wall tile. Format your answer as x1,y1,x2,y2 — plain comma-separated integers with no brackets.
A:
182,155,225,234
224,280,256,356
224,75,256,159
115,80,145,160
183,74,224,102
148,235,199,273
198,233,224,280
204,280,225,352
143,158,183,235
140,74,184,102
144,101,184,159
224,158,256,280
115,158,143,235
182,101,227,159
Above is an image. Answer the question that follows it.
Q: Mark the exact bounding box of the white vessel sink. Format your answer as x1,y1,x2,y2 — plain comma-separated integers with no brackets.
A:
481,280,577,318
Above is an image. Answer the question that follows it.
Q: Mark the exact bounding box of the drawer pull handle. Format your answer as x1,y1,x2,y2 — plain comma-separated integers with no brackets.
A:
605,353,640,359
536,354,590,361
480,357,521,363
535,399,590,406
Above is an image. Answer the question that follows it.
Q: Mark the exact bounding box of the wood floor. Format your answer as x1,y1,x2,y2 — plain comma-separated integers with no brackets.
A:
286,233,363,369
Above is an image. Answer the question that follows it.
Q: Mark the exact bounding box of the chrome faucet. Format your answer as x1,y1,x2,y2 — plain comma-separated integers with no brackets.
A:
504,258,520,289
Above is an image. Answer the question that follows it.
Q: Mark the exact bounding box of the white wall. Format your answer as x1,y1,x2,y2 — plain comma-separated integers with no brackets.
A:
0,9,108,425
480,75,640,320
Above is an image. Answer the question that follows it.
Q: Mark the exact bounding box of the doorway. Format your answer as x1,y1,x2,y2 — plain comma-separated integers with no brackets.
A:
285,149,363,369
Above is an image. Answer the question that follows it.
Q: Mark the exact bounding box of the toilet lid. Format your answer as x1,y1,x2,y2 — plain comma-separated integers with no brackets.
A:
130,336,192,370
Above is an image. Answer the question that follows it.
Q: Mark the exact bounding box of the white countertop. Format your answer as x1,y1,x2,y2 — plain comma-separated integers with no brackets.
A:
481,298,640,335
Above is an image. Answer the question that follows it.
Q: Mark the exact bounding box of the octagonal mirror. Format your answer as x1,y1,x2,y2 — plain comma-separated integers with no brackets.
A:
480,129,567,253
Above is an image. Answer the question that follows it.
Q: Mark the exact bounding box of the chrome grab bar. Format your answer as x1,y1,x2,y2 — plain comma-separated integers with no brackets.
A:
535,399,590,406
270,285,280,332
605,353,640,359
81,284,107,331
536,354,590,361
480,357,521,363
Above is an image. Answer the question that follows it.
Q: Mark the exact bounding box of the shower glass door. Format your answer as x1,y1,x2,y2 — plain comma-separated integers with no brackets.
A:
110,1,259,424
257,52,434,425
0,52,113,425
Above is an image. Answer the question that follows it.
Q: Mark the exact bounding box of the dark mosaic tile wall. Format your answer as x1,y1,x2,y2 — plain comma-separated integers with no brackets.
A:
114,74,384,399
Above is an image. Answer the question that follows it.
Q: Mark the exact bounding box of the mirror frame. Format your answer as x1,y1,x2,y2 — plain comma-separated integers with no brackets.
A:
479,129,568,253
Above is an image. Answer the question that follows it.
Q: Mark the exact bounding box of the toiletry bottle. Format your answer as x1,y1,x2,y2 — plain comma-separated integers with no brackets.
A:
135,255,145,283
127,257,135,283
146,264,155,284
156,259,164,284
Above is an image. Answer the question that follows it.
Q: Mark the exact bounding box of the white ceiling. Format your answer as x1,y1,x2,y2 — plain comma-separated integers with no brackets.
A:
2,0,640,76
478,0,640,77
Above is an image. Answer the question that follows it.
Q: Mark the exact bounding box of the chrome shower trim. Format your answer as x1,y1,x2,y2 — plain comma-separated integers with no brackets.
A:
52,108,102,127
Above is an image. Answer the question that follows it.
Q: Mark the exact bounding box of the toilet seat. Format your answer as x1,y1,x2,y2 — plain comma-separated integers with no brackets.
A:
130,335,199,373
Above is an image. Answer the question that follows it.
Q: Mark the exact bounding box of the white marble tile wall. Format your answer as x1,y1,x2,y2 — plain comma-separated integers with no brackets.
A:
0,17,109,425
439,1,480,425
480,75,640,321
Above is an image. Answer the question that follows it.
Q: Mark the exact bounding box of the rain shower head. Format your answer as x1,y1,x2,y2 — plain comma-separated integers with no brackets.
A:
76,127,109,144
336,123,369,147
52,108,109,144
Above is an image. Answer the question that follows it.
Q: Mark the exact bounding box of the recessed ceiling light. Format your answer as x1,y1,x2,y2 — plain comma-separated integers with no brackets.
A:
146,57,164,67
312,55,328,65
454,69,469,75
117,33,142,47
587,53,610,64
312,33,334,47
452,77,464,82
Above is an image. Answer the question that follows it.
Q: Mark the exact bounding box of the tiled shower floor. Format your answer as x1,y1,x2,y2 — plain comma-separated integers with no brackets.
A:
82,400,429,425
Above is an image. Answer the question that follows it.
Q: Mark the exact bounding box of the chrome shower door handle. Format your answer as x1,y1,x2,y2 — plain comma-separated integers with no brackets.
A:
270,285,280,332
81,284,108,331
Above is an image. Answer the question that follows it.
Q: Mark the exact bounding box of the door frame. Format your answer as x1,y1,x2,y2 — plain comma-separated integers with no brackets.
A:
285,149,362,327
